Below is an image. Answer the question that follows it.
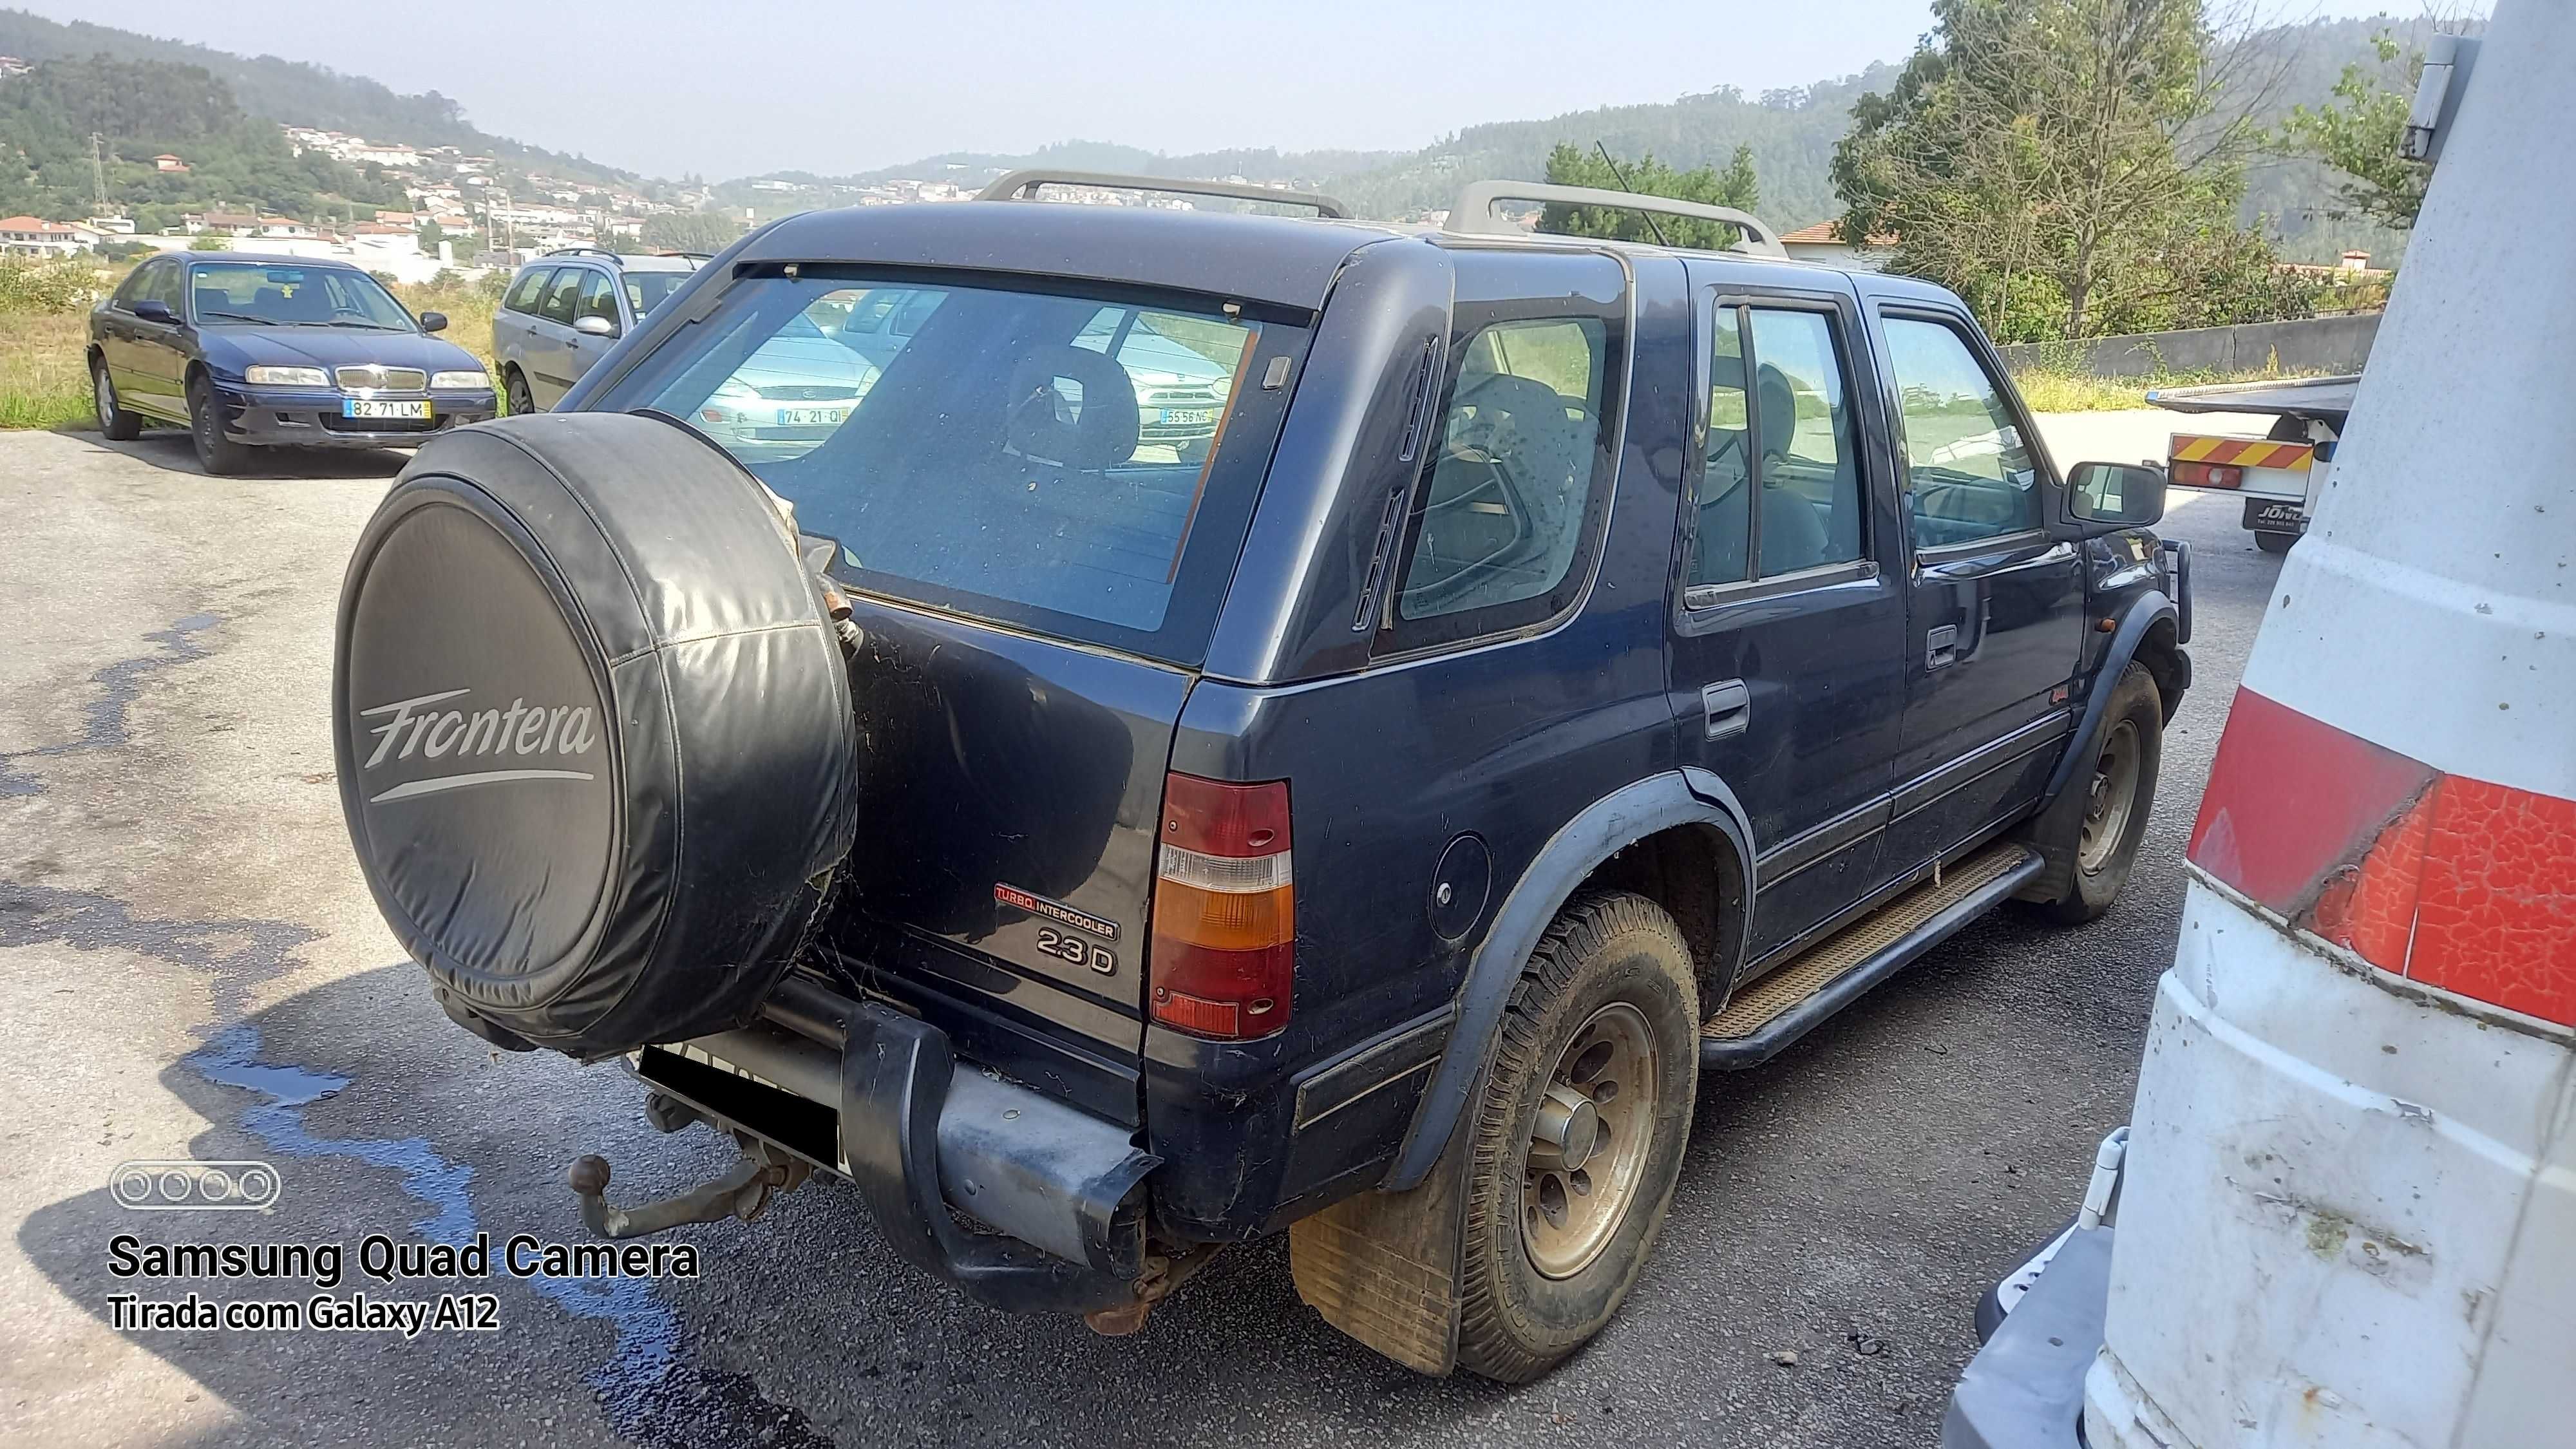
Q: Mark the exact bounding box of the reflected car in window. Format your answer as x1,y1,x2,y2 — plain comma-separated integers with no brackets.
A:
685,311,883,461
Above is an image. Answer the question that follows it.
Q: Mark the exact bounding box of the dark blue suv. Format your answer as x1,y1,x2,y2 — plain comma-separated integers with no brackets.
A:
329,171,2189,1384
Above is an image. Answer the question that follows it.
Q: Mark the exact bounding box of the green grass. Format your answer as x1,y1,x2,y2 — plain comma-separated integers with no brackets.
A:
2010,362,2336,414
0,309,99,430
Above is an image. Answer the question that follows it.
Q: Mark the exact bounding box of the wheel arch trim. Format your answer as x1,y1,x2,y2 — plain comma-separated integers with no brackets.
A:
2043,589,2178,808
1383,770,1754,1191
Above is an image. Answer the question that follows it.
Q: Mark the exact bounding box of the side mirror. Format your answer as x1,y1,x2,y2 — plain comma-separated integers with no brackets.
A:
133,299,178,325
573,314,618,338
2065,461,2167,531
419,310,448,333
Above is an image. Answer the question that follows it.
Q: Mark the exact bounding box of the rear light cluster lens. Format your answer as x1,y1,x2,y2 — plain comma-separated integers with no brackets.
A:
2169,461,2244,489
1150,772,1293,1040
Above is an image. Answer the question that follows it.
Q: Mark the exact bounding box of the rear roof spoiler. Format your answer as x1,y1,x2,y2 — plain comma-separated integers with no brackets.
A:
977,169,1352,220
1442,181,1788,260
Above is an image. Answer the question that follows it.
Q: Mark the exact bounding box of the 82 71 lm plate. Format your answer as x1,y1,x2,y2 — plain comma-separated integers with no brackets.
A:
345,398,431,420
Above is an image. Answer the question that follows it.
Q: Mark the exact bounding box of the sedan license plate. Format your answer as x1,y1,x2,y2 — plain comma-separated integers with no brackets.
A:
345,398,431,420
775,407,849,428
1160,408,1213,426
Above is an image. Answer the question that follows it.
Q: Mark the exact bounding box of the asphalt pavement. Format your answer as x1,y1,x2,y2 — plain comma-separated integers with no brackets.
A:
0,417,2280,1448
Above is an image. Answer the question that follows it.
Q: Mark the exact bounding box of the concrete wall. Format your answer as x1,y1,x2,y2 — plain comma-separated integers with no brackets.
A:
2000,312,2380,379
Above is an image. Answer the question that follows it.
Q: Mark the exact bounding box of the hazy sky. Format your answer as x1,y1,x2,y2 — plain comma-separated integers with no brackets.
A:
35,1,2425,179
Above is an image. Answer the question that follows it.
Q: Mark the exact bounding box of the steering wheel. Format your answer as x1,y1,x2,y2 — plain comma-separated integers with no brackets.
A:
1401,451,1537,614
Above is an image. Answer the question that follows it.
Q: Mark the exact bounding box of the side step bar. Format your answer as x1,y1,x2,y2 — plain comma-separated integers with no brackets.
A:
1701,841,2044,1070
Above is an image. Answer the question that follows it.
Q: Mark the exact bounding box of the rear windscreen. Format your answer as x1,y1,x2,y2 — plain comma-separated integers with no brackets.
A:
596,269,1305,664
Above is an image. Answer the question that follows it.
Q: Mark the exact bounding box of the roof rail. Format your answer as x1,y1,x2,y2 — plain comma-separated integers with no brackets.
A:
1443,182,1787,260
542,245,625,261
977,169,1351,220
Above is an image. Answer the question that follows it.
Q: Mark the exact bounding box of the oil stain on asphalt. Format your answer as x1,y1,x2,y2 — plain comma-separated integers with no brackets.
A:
0,612,220,797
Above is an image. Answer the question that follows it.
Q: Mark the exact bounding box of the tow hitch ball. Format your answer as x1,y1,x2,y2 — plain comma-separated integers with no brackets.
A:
567,1124,810,1240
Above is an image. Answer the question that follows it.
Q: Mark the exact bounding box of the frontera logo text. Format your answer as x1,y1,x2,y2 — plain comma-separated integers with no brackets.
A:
360,688,599,803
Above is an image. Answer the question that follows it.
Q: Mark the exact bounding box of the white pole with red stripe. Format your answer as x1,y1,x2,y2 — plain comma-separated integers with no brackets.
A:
2085,5,2575,1446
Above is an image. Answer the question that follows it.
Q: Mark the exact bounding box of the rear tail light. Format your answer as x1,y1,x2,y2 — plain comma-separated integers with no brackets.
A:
2169,460,2244,489
1150,773,1293,1040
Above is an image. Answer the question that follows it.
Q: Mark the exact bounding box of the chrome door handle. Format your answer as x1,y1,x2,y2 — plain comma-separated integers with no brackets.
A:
1701,679,1751,740
1926,624,1960,670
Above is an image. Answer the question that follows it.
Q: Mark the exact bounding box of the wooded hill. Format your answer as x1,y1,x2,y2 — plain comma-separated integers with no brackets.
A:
0,8,632,189
0,55,407,227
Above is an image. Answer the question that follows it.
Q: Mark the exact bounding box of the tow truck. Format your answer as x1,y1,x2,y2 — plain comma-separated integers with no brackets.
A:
2146,374,2357,553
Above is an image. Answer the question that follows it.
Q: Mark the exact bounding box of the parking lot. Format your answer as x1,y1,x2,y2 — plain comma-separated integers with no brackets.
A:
1,415,2276,1448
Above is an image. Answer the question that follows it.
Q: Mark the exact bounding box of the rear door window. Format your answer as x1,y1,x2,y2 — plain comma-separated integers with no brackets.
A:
505,267,553,314
596,269,1302,665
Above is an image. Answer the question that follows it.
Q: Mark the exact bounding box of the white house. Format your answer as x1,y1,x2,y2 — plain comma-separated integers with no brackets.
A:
0,216,104,257
347,144,421,169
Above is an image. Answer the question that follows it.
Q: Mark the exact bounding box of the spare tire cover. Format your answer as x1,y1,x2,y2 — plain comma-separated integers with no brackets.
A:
332,413,857,1057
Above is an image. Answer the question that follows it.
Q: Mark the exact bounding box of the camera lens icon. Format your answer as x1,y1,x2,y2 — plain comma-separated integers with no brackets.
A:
111,1160,282,1211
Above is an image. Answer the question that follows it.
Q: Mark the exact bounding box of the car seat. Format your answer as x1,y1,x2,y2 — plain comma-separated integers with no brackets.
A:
1753,363,1832,573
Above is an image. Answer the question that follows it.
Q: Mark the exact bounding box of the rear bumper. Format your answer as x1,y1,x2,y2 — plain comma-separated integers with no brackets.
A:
630,977,1158,1314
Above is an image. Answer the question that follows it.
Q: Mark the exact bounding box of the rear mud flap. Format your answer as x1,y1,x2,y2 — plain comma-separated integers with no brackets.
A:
1287,1135,1471,1376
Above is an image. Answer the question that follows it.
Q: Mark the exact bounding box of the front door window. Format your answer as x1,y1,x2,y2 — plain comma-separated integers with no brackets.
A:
1882,317,2040,549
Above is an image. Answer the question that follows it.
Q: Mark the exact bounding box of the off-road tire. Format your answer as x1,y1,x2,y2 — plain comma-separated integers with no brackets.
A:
187,375,251,476
2255,530,2297,555
504,367,537,417
1455,891,1698,1383
2022,663,2161,924
93,357,141,440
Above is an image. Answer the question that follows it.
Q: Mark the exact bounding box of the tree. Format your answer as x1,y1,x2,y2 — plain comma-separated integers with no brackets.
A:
2272,32,2430,232
1832,0,2305,341
1536,143,1760,251
416,218,446,255
639,211,745,256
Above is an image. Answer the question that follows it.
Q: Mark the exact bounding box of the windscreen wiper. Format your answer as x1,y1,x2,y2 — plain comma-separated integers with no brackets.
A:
198,310,279,326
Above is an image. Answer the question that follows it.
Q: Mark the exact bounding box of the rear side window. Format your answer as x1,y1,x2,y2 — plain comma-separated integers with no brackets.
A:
1390,312,1616,641
505,267,553,314
1882,315,2040,549
595,269,1302,665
